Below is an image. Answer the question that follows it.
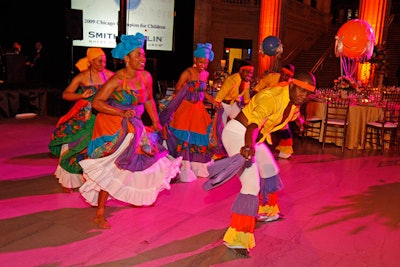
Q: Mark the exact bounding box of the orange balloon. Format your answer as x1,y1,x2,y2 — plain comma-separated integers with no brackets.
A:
336,19,375,59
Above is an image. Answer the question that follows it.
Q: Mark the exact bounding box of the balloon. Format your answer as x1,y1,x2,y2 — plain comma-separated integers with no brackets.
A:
261,36,283,56
335,19,375,59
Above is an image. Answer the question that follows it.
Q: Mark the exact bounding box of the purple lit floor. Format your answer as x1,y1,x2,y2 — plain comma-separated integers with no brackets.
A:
0,115,399,267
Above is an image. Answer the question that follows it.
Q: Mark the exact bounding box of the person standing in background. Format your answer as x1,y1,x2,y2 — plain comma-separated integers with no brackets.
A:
78,33,182,229
25,41,47,84
12,41,23,55
49,48,114,193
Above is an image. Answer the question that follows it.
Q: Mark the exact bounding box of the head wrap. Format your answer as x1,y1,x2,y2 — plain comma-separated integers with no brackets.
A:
193,43,214,62
239,59,254,71
281,64,295,77
75,47,105,72
292,78,316,92
111,33,146,60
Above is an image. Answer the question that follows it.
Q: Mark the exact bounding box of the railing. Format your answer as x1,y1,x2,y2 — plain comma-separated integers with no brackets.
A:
220,0,260,7
388,14,395,27
281,36,312,66
310,41,335,73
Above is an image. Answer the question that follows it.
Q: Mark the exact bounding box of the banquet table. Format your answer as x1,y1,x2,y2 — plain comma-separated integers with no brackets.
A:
305,100,384,150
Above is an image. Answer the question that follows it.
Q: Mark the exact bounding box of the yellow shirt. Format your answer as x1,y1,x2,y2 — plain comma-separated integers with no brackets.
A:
215,73,250,105
242,84,300,144
253,72,280,93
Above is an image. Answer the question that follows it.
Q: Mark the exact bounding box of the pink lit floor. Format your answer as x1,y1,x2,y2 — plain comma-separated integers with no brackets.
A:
0,116,399,267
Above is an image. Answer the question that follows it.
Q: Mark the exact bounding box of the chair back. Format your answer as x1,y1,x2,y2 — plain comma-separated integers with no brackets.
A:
322,98,350,152
364,100,400,154
157,80,168,98
301,100,323,139
157,80,175,98
382,91,400,103
325,98,350,124
396,109,400,154
380,100,400,126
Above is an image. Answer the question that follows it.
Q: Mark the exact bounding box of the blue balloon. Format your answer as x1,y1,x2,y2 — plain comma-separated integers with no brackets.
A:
262,36,281,56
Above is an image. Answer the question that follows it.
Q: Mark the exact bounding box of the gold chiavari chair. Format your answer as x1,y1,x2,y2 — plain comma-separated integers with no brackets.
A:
322,98,350,152
381,91,400,103
364,100,400,154
302,100,323,140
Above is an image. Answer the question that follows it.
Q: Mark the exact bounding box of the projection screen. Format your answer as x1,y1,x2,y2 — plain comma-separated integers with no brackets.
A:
71,0,174,51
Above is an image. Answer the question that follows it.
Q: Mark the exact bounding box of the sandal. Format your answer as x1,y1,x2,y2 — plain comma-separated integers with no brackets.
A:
224,242,250,258
230,248,250,258
257,214,283,222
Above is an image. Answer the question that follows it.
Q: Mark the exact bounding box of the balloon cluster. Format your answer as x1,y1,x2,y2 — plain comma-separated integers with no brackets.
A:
335,19,375,60
260,36,283,57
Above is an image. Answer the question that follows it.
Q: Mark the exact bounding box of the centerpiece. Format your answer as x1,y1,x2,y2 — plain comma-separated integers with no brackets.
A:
213,67,230,90
334,76,362,98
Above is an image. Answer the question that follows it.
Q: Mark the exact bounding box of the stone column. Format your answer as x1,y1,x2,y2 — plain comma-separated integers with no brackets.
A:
358,0,390,85
359,0,390,45
258,0,282,77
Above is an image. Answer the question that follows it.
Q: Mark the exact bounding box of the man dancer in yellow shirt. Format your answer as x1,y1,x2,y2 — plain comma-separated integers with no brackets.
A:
253,64,302,160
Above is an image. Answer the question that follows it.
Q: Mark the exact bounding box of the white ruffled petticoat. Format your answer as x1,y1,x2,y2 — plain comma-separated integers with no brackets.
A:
55,144,85,189
79,133,182,206
55,165,84,189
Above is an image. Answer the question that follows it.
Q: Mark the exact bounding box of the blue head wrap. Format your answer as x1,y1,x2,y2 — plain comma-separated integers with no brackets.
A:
193,43,214,62
111,33,146,60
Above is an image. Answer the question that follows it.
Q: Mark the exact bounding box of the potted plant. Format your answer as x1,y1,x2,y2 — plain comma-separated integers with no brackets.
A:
369,43,389,87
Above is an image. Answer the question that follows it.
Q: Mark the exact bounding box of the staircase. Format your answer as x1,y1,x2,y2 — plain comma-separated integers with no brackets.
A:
385,15,400,86
290,24,341,88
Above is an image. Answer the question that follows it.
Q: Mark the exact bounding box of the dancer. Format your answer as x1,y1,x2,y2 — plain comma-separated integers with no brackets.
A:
49,48,113,193
214,59,254,126
212,72,316,257
253,64,295,93
79,33,182,229
253,64,301,159
160,43,220,182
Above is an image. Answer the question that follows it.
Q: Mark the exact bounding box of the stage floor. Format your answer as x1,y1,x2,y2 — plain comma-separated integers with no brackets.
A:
0,115,399,267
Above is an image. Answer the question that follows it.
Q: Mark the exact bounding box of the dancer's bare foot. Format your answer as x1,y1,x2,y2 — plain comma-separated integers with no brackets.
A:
62,187,73,193
94,216,111,229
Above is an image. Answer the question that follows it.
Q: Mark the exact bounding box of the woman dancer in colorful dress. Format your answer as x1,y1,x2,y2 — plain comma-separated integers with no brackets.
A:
49,48,113,193
160,43,220,182
79,33,182,229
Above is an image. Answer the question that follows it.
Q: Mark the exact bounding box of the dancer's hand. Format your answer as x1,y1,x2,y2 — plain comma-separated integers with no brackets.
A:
240,145,255,161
